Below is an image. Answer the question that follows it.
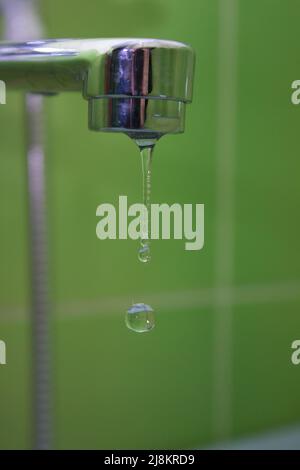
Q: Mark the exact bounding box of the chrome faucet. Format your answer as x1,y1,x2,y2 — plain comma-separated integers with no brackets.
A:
0,38,195,138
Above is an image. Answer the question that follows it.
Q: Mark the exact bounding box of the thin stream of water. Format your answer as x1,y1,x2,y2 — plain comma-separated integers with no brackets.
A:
138,140,155,263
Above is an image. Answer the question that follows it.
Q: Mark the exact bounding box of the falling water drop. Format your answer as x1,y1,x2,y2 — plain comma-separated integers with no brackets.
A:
125,303,155,333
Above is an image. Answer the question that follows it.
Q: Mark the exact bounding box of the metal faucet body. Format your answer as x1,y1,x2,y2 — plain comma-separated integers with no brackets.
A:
0,38,195,137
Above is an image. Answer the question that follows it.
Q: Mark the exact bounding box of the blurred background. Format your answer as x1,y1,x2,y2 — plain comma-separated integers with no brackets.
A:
0,0,300,450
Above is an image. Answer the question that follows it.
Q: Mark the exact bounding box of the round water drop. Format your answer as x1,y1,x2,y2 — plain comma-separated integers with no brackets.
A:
138,243,151,263
125,303,155,333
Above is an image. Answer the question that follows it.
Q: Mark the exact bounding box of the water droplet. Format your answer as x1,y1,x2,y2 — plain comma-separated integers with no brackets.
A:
138,242,151,263
125,303,155,333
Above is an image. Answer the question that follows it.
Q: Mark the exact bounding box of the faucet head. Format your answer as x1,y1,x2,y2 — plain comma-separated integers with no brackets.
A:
0,38,194,138
86,39,195,138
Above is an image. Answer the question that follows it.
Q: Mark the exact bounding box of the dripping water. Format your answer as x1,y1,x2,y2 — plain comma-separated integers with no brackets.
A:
125,136,159,333
136,138,156,263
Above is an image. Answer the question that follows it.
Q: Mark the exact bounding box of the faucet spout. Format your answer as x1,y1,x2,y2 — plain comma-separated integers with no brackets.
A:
0,38,195,137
